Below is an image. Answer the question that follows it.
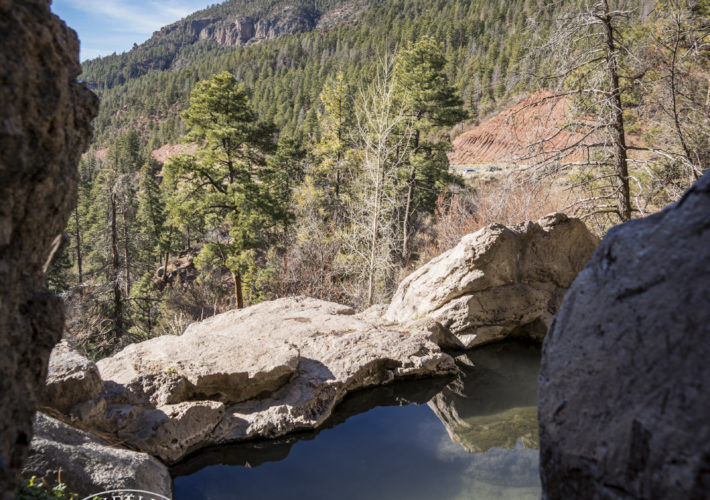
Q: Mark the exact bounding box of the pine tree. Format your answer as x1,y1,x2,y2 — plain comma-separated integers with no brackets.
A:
165,71,286,308
393,36,467,265
313,72,357,207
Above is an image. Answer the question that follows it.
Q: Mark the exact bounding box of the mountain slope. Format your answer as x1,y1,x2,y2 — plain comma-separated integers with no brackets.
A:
82,0,358,91
81,0,555,147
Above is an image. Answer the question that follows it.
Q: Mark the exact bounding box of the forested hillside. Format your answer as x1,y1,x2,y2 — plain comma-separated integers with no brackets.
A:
60,0,709,358
82,0,577,146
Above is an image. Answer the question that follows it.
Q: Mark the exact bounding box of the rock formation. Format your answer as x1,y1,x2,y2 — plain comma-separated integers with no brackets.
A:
180,5,318,47
23,413,171,499
47,297,455,464
447,91,644,173
0,0,97,495
155,1,367,52
448,92,580,169
539,173,710,499
385,214,598,349
40,341,103,414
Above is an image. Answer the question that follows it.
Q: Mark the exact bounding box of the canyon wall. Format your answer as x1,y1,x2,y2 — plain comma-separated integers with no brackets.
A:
0,0,97,495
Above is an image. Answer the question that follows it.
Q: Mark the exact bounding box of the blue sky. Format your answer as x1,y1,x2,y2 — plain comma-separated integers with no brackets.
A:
51,0,219,61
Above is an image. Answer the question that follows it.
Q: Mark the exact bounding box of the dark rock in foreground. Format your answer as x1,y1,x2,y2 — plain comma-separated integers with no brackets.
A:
539,174,710,499
0,0,97,495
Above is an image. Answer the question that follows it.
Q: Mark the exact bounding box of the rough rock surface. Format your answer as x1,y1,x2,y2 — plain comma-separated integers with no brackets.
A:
97,329,300,406
23,413,171,499
76,297,455,463
539,174,710,499
184,5,317,47
41,341,103,414
385,214,598,349
170,2,367,49
0,0,97,495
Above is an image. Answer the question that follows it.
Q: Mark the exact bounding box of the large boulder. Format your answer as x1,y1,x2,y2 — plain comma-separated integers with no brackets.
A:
539,174,710,499
385,214,598,349
23,413,171,499
41,341,103,414
0,0,97,495
97,329,300,406
72,297,455,463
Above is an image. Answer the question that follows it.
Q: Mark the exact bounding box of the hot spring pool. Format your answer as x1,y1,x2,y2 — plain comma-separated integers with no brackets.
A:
172,341,541,500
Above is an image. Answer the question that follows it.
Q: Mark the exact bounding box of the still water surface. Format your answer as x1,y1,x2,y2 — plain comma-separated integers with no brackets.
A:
173,341,541,500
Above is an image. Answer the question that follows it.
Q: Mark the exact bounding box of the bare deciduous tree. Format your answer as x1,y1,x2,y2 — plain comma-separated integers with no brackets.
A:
516,0,707,227
343,58,412,307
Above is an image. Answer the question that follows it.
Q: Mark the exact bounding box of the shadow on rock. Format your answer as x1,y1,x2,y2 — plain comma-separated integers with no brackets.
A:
171,373,453,476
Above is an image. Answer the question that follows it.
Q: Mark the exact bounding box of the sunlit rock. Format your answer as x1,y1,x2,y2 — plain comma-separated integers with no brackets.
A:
385,214,598,349
62,296,455,463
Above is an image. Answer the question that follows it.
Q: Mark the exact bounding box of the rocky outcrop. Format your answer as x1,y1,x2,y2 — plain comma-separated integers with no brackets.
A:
57,297,454,464
171,1,367,50
23,413,171,499
0,0,97,495
315,0,367,30
539,174,710,499
188,5,317,47
41,341,103,414
448,92,581,169
447,91,643,172
385,214,598,349
97,329,300,406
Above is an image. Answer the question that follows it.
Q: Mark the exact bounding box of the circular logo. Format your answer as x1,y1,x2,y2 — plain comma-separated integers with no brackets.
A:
80,489,171,500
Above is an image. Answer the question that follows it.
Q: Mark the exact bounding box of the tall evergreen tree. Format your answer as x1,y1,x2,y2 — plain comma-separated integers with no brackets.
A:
165,71,286,308
313,72,357,207
393,36,467,264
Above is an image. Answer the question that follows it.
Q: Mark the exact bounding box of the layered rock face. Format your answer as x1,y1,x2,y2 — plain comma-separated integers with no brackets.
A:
23,413,171,499
539,174,710,499
385,214,598,349
187,5,317,47
0,0,97,495
51,297,455,464
169,1,367,50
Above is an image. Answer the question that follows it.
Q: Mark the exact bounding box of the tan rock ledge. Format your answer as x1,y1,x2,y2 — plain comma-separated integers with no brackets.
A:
51,296,456,463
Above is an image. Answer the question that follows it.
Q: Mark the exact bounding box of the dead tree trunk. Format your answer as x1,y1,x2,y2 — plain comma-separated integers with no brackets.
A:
110,193,123,337
74,205,83,298
598,0,632,221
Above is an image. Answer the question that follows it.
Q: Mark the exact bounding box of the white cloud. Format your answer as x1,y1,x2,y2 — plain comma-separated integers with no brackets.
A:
65,0,195,34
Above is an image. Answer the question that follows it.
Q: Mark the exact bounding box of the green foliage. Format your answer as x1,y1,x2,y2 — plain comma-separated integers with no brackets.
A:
394,35,467,131
165,71,291,306
80,0,556,147
392,36,466,263
312,72,358,208
60,0,705,352
47,243,73,294
17,477,77,500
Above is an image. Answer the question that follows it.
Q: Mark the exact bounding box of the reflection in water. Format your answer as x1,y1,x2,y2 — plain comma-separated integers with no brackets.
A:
429,342,541,453
172,341,541,500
